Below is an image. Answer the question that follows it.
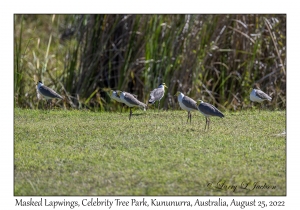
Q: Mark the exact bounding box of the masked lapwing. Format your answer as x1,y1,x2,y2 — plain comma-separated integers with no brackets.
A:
108,90,139,112
117,91,147,120
174,91,198,124
36,81,63,109
250,88,272,109
148,83,168,110
197,100,224,131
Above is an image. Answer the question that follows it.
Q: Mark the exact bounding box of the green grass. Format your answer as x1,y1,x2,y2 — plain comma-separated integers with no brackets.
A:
14,108,286,196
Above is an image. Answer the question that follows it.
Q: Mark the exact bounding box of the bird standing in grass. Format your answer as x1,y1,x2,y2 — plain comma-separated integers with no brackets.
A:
250,89,272,111
36,81,63,109
174,91,198,124
148,83,168,111
117,91,147,120
197,100,224,131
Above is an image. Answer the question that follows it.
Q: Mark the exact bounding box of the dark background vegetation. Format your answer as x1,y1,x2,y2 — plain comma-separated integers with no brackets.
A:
14,14,286,111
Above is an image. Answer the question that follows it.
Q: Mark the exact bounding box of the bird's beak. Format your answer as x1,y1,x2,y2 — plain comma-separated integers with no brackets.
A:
165,85,168,88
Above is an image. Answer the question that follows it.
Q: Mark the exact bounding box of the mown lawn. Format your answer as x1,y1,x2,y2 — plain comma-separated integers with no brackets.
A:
14,108,286,195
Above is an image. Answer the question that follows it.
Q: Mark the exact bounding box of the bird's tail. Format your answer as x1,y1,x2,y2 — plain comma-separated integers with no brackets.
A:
57,94,64,100
148,97,155,104
218,112,225,118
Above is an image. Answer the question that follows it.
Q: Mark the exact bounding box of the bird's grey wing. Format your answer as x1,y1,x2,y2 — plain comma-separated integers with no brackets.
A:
124,93,146,107
182,96,198,110
153,88,164,100
124,92,137,98
39,86,63,99
256,90,272,101
149,88,164,103
199,103,224,118
148,90,155,103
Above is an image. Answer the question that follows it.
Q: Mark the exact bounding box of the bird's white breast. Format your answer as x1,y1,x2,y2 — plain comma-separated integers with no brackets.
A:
177,93,196,112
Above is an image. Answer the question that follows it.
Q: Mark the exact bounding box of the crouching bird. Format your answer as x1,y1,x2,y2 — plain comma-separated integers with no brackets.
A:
250,88,272,111
117,91,147,120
